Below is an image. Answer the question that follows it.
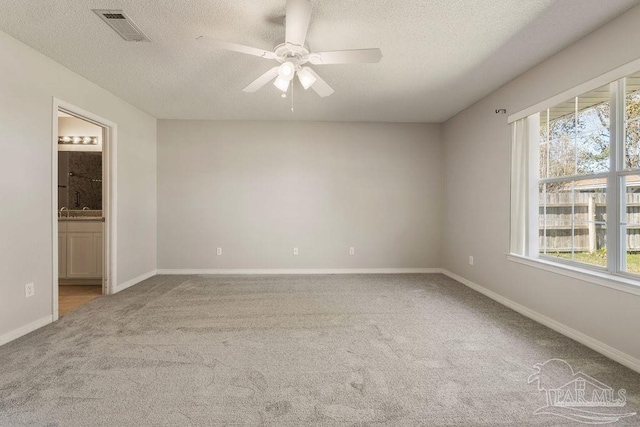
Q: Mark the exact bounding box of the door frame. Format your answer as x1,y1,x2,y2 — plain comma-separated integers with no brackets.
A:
51,98,118,321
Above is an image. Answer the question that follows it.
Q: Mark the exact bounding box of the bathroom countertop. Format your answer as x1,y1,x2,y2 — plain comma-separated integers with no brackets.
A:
58,217,104,222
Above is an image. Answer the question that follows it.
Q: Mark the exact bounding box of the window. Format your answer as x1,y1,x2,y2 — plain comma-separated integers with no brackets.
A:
538,85,610,268
511,70,640,281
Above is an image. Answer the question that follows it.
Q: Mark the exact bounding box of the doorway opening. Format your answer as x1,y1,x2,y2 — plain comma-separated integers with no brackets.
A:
52,100,117,320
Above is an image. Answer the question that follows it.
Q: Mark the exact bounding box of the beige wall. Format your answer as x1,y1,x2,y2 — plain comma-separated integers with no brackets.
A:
157,120,441,270
442,5,640,361
0,30,157,341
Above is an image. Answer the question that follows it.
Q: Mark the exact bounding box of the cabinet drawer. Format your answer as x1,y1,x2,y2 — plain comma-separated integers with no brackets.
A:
67,221,102,233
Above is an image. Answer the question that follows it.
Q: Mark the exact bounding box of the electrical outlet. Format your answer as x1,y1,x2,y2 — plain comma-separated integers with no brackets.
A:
469,256,474,266
293,247,299,256
349,247,355,255
216,247,222,256
25,282,35,298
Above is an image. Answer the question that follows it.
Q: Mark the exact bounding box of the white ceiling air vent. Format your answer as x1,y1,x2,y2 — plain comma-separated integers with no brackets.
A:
92,10,151,42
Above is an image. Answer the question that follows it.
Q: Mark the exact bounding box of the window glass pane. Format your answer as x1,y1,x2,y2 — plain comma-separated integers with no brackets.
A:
539,115,548,179
576,86,610,175
539,87,611,179
625,71,640,170
548,135,575,178
540,221,573,256
530,73,640,276
539,180,606,267
539,182,573,257
549,110,575,178
622,174,640,274
540,101,575,178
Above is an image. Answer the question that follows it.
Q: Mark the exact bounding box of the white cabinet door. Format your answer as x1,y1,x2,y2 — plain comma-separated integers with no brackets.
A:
58,233,67,278
94,233,103,278
67,233,97,278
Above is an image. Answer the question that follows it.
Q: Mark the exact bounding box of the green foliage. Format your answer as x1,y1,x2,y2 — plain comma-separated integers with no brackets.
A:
553,250,640,274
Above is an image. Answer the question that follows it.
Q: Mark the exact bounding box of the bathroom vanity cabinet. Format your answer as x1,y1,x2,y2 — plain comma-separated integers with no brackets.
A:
58,220,103,279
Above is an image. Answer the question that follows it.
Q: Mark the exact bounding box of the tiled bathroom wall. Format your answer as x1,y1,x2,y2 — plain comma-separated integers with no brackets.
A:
58,152,102,210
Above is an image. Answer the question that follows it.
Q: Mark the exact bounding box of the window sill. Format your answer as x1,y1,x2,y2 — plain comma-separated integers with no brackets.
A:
506,254,640,297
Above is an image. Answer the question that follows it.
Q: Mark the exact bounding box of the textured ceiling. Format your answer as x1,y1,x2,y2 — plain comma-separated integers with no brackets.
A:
0,0,638,122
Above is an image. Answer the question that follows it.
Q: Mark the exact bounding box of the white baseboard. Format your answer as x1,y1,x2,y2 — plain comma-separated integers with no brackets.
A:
156,268,442,275
112,269,156,293
442,270,640,374
0,315,52,347
0,269,156,347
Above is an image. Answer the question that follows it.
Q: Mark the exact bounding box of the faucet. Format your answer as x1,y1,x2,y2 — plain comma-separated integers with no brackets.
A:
59,207,68,218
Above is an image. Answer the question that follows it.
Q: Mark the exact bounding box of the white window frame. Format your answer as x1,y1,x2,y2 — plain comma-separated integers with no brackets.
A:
536,84,613,273
508,57,640,297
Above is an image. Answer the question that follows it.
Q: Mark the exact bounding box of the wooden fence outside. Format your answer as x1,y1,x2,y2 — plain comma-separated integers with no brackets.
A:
539,192,640,252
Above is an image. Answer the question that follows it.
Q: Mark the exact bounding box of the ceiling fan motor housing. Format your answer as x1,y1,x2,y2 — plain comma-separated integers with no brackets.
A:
274,42,310,69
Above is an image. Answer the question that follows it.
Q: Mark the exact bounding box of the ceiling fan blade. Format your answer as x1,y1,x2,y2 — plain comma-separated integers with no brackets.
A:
243,67,280,92
197,36,276,59
309,48,383,65
285,0,312,47
304,68,334,97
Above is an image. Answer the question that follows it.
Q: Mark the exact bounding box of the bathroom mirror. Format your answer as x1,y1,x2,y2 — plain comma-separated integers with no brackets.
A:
58,152,103,210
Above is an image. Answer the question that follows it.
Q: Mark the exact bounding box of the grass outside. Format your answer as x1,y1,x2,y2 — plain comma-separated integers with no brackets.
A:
548,251,640,273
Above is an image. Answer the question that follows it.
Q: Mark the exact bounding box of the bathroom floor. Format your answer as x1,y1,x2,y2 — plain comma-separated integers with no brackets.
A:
58,285,101,316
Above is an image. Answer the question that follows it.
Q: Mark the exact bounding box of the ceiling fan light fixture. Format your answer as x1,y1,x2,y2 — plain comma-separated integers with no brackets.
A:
201,0,381,98
297,67,316,90
278,61,296,81
274,76,291,92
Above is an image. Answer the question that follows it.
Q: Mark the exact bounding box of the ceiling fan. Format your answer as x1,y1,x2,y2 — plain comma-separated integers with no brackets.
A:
198,0,382,97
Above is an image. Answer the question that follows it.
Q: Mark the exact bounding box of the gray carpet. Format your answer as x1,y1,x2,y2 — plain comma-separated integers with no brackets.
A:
0,274,638,426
